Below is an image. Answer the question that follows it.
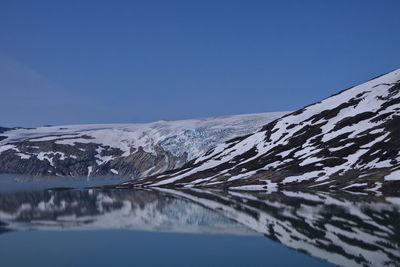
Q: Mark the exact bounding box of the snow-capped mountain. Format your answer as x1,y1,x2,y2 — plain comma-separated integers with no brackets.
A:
125,69,400,193
0,112,287,177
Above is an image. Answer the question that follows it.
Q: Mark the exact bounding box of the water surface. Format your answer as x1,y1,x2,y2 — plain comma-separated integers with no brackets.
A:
0,176,399,266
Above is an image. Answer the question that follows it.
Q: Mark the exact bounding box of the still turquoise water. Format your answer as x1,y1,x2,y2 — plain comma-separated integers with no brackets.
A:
0,176,398,266
0,230,330,267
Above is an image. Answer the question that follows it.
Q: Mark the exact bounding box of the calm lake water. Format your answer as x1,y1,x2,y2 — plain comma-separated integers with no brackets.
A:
0,176,399,266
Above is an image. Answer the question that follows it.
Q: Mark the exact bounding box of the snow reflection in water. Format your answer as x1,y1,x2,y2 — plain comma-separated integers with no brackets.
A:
0,187,399,266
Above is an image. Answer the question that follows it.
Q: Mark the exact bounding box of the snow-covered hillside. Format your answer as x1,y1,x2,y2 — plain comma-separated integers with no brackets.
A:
126,69,400,193
0,112,287,177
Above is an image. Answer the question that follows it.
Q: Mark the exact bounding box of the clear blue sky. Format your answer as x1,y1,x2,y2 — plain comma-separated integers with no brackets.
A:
0,0,399,127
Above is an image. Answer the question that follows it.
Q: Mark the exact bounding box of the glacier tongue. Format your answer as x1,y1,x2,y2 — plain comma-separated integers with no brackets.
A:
0,112,288,177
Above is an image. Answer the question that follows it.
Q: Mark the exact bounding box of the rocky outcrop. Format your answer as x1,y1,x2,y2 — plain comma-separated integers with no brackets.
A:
0,140,186,177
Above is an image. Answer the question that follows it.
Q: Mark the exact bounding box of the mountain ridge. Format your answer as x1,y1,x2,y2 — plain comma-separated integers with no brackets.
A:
123,69,400,193
0,112,287,178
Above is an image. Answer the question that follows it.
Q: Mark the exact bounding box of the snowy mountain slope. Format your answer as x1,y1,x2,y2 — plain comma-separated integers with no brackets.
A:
125,69,400,192
0,112,287,177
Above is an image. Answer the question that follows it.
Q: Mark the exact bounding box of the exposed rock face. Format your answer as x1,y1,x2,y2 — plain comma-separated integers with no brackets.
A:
0,112,286,178
126,69,400,192
0,140,186,177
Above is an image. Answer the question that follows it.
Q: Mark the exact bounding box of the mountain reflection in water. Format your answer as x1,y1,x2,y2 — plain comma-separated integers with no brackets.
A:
0,188,399,267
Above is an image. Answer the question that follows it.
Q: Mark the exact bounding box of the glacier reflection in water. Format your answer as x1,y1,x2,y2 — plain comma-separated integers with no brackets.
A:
0,187,399,266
